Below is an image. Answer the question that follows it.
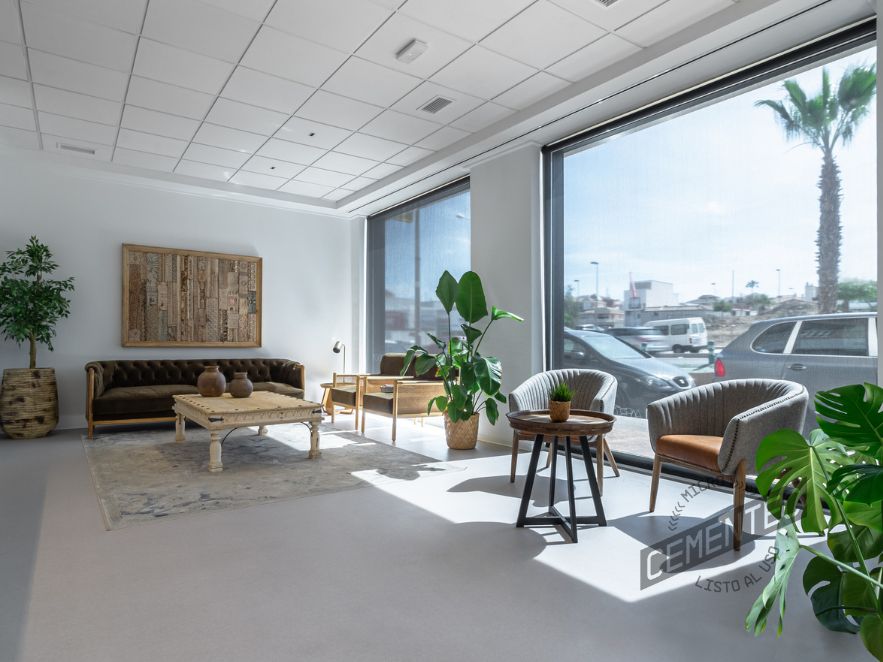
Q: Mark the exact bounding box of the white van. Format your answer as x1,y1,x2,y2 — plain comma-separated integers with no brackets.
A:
648,318,708,353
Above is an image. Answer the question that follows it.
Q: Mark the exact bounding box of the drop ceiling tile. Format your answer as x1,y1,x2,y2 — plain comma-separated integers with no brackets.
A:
0,76,32,108
199,0,275,21
549,0,666,31
127,78,214,122
26,0,148,33
117,128,188,157
356,13,471,79
279,180,334,197
391,81,483,124
175,159,234,181
0,0,22,43
334,132,407,161
183,142,249,168
450,102,513,132
241,155,304,179
121,105,200,140
616,0,733,47
113,147,178,172
323,189,352,201
242,26,348,87
0,102,35,130
21,3,137,72
29,50,129,100
361,162,401,179
415,126,470,150
134,39,233,95
343,176,377,190
267,0,391,53
322,57,420,107
360,109,439,143
222,67,313,114
276,116,351,149
494,71,569,109
194,123,266,153
431,46,535,99
38,111,116,144
400,0,534,41
481,2,605,69
34,85,120,125
386,145,431,166
142,0,260,62
369,0,406,9
312,151,378,176
256,138,325,165
547,34,641,82
43,133,112,159
0,42,26,80
295,91,382,131
229,170,287,189
294,167,353,188
0,125,38,149
206,98,287,136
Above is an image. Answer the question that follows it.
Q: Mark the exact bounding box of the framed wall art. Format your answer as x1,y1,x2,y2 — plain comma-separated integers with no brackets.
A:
122,244,262,347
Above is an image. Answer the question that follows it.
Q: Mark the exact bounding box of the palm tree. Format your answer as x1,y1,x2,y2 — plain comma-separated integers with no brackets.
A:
756,64,876,313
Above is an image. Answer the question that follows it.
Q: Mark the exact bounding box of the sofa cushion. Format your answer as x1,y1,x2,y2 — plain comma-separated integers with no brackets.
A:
330,385,358,406
93,385,199,419
656,434,723,472
362,392,394,414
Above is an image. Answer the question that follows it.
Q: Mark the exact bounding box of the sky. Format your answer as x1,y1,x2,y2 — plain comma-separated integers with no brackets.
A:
563,46,877,303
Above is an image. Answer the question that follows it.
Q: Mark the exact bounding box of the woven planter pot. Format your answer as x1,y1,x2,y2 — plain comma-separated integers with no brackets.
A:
444,412,479,450
1,368,59,439
549,400,571,423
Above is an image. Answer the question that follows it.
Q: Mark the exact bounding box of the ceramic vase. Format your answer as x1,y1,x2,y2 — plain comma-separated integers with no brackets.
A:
197,365,226,397
229,372,253,398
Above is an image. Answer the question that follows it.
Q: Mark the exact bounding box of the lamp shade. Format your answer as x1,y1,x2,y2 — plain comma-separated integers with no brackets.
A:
332,341,344,354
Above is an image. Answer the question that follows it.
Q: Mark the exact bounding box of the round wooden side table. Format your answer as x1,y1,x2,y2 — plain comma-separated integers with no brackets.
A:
506,409,615,543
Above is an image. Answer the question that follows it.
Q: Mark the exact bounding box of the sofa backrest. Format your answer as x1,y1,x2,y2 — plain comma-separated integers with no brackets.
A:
87,359,302,390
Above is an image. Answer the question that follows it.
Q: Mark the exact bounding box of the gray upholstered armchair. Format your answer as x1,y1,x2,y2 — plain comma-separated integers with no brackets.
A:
508,369,618,489
647,379,808,550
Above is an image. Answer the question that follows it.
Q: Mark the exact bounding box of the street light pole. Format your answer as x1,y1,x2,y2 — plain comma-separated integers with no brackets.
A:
574,279,579,298
590,261,599,307
776,268,781,298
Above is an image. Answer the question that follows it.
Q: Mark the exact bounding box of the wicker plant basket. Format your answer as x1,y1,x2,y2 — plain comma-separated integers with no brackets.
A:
0,368,59,439
549,400,571,423
444,412,480,450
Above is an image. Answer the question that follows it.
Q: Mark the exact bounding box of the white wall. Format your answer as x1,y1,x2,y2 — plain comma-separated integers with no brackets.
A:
470,144,545,444
0,154,360,430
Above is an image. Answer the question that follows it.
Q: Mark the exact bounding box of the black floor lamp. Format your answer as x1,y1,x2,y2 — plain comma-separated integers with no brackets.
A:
332,341,346,374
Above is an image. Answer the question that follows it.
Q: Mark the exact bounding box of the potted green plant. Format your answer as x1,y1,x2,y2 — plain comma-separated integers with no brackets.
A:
402,270,522,450
549,383,573,423
0,237,74,438
746,382,883,659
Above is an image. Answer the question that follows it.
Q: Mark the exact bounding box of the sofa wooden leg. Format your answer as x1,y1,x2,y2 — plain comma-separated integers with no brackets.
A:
733,460,747,551
87,421,94,439
649,454,662,512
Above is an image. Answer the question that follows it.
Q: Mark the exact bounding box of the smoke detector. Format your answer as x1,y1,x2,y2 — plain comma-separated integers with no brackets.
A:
396,38,428,63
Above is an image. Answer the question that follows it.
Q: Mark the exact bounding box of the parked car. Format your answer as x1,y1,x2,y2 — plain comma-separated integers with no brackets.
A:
647,317,708,353
606,326,671,354
562,328,695,416
713,312,877,431
578,323,603,332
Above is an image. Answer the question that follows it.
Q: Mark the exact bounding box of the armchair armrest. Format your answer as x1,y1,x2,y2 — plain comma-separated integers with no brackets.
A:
393,380,447,415
279,361,305,390
84,362,107,399
363,374,412,394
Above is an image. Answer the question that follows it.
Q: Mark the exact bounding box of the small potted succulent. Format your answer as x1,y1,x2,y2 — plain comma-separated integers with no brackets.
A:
548,383,573,423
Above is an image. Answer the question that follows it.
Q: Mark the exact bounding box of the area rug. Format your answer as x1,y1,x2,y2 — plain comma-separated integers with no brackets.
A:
82,424,460,530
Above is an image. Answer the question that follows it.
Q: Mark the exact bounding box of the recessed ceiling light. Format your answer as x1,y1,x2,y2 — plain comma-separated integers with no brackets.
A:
57,142,96,155
396,39,428,64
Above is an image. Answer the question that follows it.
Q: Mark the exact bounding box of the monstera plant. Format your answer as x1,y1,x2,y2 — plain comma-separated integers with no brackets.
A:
746,382,883,659
401,270,522,449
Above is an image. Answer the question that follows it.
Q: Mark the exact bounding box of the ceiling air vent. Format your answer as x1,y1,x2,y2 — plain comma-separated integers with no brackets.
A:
419,96,453,115
594,0,619,6
57,142,96,155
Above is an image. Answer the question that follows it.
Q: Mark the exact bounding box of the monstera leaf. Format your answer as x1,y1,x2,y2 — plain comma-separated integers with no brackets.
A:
829,464,883,505
756,429,849,533
815,383,883,460
746,525,801,636
802,556,862,633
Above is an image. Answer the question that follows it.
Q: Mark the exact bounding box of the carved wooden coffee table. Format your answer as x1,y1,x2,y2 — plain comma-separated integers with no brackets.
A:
173,392,323,472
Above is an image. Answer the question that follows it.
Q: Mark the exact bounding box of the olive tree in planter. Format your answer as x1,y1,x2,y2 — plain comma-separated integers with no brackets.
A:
402,270,522,450
0,237,74,438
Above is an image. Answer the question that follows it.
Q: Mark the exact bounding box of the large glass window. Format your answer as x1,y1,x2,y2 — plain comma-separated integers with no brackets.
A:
367,180,470,371
546,33,876,457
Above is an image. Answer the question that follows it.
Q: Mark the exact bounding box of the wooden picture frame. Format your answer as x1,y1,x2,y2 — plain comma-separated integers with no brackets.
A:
122,244,262,348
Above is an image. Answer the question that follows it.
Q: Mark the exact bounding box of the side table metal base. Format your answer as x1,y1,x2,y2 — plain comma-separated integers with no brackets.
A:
516,434,606,542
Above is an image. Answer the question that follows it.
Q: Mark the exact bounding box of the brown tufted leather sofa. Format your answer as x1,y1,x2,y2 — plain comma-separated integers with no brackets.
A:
85,358,305,437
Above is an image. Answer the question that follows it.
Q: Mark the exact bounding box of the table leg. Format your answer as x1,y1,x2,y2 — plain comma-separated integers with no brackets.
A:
547,436,558,510
208,431,223,472
580,435,606,526
516,434,544,527
175,413,186,442
258,425,268,436
564,437,578,542
308,421,321,459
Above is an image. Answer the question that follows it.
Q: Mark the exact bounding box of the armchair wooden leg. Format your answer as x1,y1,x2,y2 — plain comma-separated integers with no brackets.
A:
596,435,604,496
391,416,397,445
649,454,662,512
733,460,747,551
604,438,620,477
331,400,336,424
510,431,519,483
360,406,366,434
